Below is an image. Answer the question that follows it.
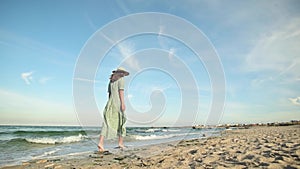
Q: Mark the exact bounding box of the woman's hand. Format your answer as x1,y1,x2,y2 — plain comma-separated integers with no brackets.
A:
119,90,126,112
121,103,126,112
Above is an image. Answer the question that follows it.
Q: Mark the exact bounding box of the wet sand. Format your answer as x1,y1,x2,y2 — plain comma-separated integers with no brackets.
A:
2,125,299,169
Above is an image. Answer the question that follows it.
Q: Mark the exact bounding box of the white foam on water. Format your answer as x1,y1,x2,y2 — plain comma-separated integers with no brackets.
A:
25,134,87,144
132,133,190,140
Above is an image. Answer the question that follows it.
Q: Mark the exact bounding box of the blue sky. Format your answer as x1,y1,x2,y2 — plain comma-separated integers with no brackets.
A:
1,0,299,126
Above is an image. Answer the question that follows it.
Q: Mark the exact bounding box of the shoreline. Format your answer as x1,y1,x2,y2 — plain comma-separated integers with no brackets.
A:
2,125,299,169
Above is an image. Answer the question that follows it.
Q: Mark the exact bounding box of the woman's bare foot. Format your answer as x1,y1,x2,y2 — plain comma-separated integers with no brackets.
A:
118,144,125,149
97,144,105,152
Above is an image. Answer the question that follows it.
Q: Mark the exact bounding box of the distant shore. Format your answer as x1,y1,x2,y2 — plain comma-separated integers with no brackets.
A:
2,125,299,169
193,120,300,129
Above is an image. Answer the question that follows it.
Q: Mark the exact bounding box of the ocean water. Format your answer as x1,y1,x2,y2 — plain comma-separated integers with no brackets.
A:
0,125,224,167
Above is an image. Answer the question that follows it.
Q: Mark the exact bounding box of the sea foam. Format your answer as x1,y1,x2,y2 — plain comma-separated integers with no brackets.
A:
25,134,86,144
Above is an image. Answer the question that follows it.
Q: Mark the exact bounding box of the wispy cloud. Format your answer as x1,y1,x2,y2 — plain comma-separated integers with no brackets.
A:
158,25,164,36
168,48,175,60
117,42,140,70
118,42,134,58
127,94,133,99
73,77,101,83
38,77,53,85
115,1,131,15
289,97,300,106
21,71,34,85
99,31,116,45
245,18,300,73
21,72,54,85
0,30,73,67
251,76,273,87
157,25,170,50
84,12,98,31
251,61,298,87
245,18,300,89
157,26,182,67
167,47,184,68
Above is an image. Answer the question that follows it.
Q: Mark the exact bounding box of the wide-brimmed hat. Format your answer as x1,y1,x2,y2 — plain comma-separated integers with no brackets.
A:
112,67,129,76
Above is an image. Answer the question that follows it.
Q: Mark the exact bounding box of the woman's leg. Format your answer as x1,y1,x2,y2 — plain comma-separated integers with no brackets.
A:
98,135,105,151
118,136,124,148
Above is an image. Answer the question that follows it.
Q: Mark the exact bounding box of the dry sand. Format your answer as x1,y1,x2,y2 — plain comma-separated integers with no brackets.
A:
2,125,299,169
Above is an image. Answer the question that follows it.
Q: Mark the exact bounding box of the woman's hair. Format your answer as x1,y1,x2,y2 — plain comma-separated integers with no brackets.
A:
110,72,125,82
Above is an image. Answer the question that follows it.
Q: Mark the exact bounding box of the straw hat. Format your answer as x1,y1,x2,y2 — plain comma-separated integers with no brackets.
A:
112,67,129,76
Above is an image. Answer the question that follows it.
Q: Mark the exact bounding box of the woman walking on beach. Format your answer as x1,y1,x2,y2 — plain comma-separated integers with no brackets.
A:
98,67,129,152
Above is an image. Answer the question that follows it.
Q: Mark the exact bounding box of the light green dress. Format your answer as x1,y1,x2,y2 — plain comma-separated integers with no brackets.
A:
100,77,126,139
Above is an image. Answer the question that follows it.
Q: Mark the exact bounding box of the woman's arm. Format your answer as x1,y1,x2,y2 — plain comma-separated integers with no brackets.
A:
119,90,126,112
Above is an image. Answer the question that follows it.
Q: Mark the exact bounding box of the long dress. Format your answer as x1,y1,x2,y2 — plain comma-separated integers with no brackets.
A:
100,77,126,139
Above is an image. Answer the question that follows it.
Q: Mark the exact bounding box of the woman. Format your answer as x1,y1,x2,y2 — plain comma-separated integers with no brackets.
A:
98,67,129,152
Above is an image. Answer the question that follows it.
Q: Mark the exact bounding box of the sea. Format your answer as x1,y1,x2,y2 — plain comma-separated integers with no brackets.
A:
0,125,224,167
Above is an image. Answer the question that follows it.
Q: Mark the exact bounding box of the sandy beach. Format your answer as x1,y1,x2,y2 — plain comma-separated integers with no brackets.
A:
2,125,299,169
